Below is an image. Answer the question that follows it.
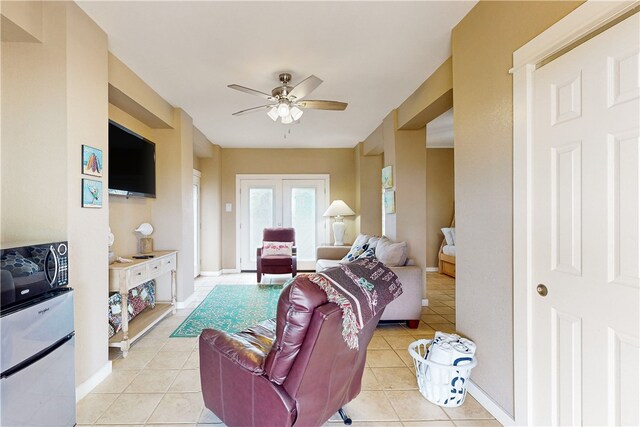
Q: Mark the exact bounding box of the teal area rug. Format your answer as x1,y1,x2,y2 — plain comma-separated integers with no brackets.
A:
170,285,283,337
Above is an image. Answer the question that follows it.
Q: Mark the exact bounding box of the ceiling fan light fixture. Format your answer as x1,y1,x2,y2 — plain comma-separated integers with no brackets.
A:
290,106,303,121
277,102,290,118
281,114,293,124
267,107,279,121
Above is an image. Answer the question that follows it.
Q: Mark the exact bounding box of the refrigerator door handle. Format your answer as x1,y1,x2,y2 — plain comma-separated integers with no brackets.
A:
0,332,74,379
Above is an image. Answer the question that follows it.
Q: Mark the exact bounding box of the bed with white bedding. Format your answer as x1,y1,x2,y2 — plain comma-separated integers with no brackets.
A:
439,223,456,278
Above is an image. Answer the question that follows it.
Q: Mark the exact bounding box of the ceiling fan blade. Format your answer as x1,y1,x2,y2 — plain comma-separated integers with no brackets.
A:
289,75,323,100
228,84,273,100
297,100,348,111
232,105,274,116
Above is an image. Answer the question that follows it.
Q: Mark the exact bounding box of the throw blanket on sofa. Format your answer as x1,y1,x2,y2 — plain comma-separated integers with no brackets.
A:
306,258,403,349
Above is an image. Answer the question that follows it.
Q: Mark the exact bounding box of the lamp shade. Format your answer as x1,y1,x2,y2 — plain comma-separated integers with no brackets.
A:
323,200,355,217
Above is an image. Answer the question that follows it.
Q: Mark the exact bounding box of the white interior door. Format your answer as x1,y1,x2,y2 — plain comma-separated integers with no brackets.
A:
238,175,329,272
282,180,327,270
193,171,201,278
531,15,639,426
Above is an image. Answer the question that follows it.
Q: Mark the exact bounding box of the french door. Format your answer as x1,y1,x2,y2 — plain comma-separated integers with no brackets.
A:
238,175,329,271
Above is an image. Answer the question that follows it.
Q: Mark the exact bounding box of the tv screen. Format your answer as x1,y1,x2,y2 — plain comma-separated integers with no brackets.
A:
108,121,156,198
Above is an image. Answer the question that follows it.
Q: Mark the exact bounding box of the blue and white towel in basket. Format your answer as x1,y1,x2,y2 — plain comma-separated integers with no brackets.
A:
427,332,476,366
408,332,477,407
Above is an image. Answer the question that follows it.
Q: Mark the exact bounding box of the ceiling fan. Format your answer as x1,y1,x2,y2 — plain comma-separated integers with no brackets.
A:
228,73,348,124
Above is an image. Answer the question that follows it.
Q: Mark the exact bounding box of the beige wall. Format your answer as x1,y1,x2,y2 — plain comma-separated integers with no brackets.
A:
1,0,42,42
200,145,222,272
2,1,111,388
108,64,195,303
354,143,383,237
151,109,194,301
108,53,173,129
220,149,355,269
394,127,427,297
1,1,68,247
452,0,582,416
108,104,154,256
426,148,454,267
66,2,109,388
382,112,397,238
397,57,453,130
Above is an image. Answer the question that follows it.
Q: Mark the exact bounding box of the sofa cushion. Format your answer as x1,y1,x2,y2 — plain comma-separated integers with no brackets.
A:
315,259,340,272
375,236,408,267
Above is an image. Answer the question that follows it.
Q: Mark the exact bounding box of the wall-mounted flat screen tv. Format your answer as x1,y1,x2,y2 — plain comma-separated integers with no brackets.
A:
108,121,156,198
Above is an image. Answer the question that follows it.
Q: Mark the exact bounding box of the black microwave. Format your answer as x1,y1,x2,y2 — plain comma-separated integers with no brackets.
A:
0,241,69,311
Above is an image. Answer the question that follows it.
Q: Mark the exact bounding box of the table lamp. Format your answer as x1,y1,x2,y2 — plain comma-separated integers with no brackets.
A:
323,200,355,246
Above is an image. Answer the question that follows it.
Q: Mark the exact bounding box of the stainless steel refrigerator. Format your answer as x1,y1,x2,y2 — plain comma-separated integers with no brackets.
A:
1,287,76,426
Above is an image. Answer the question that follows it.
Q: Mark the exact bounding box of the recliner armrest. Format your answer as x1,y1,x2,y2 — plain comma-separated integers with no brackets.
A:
200,319,277,375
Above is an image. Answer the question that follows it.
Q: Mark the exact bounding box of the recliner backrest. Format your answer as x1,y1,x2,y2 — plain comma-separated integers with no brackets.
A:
263,228,296,245
263,278,327,384
283,299,382,426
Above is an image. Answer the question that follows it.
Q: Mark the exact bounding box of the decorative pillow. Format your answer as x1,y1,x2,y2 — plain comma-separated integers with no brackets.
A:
341,242,369,263
341,233,371,262
29,246,49,270
0,251,39,277
450,228,456,245
262,241,293,257
375,236,408,267
366,235,381,250
441,228,454,246
356,247,376,260
351,234,370,249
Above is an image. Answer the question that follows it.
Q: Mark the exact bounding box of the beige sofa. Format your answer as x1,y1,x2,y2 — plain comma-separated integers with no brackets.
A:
315,246,423,328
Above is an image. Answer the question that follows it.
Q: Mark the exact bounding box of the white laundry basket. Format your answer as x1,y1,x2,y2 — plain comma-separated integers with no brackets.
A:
408,339,477,408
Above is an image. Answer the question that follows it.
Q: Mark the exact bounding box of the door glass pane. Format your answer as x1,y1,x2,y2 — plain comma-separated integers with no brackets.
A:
290,187,316,260
250,188,273,261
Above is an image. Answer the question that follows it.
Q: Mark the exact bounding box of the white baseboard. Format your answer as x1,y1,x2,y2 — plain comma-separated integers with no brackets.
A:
76,360,112,402
199,270,222,277
176,291,198,309
421,298,429,307
426,267,439,272
467,380,515,426
222,269,241,274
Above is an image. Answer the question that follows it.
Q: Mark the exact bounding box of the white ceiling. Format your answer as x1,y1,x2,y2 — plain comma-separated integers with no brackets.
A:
78,1,475,149
426,108,454,148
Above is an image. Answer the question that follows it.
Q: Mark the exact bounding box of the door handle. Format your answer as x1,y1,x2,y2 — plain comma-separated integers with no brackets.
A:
536,284,548,297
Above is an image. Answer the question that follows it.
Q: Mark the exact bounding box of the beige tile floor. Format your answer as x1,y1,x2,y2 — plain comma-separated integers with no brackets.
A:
78,272,500,426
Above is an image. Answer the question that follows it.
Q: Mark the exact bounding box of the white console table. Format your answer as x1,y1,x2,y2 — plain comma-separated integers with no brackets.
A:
108,250,177,357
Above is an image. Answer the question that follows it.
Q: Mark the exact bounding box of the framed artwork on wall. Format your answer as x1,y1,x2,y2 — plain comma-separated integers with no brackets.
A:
82,179,103,208
382,165,393,189
383,190,395,214
82,145,103,177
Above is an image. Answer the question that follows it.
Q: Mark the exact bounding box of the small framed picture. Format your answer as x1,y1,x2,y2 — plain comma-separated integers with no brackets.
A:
82,179,103,208
384,190,395,214
382,165,393,189
82,145,103,177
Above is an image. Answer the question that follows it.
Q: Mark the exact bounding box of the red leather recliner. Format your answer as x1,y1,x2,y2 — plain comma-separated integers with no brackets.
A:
256,228,297,283
199,275,383,426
